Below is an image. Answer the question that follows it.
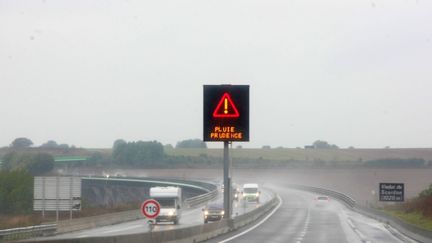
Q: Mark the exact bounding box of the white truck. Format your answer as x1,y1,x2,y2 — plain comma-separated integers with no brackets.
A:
149,186,182,224
242,183,260,203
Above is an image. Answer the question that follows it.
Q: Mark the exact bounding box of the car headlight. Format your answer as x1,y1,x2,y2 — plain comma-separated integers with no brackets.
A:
168,211,175,216
221,210,225,215
204,210,209,215
255,193,259,197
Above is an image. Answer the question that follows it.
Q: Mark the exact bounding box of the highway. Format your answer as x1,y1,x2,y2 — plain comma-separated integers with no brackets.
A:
207,183,417,243
31,189,273,241
29,171,421,243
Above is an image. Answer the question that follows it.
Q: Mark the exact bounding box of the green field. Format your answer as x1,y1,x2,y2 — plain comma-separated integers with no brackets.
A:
2,147,432,166
164,148,432,162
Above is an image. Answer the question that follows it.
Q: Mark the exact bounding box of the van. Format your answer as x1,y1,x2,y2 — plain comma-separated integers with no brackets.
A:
242,183,260,202
149,186,182,224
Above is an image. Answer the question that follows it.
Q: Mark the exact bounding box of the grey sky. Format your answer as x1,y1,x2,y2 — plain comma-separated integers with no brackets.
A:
1,0,431,149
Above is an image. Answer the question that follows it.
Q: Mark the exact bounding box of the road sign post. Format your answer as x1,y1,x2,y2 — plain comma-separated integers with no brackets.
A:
204,85,249,219
223,141,231,218
141,199,161,219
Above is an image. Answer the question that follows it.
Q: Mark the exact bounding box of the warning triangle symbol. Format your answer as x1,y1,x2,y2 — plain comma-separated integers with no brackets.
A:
213,92,240,118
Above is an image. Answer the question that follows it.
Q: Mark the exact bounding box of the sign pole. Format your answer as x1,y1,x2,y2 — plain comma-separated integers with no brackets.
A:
223,141,232,219
42,177,45,219
203,85,249,220
69,177,73,220
56,176,59,222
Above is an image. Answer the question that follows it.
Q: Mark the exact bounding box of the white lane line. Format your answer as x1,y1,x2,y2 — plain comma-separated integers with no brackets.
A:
384,224,416,243
217,195,283,243
347,218,371,243
295,207,311,243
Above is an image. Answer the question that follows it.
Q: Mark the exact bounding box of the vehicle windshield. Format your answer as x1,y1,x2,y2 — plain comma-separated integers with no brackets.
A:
156,199,175,208
317,196,328,201
244,188,258,194
207,203,223,210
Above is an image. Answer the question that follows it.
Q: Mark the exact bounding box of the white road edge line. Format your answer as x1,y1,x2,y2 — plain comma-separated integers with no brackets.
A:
218,195,283,243
347,218,370,243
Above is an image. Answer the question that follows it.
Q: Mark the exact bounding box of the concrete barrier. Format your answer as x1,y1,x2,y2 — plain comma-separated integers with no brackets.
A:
56,209,142,234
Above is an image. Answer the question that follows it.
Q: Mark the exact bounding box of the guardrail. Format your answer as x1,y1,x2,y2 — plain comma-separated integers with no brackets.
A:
82,176,217,193
286,184,356,208
287,184,432,243
0,224,56,242
185,188,218,208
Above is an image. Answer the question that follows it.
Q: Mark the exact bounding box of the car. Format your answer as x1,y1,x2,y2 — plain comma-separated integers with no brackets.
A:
203,202,224,223
233,187,241,201
314,195,330,207
221,184,240,200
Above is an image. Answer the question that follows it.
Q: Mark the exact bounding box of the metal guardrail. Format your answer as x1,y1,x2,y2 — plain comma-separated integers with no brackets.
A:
185,188,218,208
287,184,356,208
0,224,56,242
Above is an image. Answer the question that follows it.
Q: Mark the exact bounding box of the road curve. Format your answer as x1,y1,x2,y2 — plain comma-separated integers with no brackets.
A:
29,190,273,241
206,183,417,243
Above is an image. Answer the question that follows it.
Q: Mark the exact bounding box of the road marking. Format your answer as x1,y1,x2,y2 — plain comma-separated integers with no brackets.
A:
295,207,311,243
347,218,371,243
217,195,283,243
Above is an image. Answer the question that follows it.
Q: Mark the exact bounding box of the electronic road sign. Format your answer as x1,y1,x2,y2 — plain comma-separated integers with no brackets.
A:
203,85,249,142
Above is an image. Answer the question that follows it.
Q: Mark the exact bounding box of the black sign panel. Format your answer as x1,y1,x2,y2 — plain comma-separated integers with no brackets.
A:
203,85,249,142
379,183,404,202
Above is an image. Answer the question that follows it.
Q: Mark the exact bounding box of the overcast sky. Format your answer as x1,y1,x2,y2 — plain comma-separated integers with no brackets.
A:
1,0,431,149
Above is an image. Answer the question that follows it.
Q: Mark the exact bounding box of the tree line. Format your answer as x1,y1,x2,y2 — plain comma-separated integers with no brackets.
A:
6,137,75,149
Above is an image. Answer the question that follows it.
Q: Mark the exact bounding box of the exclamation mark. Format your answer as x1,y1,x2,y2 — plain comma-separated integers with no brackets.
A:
224,98,228,114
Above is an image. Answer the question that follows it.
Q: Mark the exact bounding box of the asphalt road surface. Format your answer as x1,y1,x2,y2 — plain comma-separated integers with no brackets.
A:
206,183,417,243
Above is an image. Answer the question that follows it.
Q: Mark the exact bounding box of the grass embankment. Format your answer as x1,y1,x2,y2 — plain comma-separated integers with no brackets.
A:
91,147,432,163
165,148,432,162
382,186,432,232
0,202,138,230
382,209,432,231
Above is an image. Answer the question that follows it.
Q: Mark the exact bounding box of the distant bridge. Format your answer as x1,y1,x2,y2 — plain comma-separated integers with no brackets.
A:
0,156,90,167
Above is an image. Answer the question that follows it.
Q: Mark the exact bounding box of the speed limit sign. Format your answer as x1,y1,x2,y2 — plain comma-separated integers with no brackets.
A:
141,199,160,219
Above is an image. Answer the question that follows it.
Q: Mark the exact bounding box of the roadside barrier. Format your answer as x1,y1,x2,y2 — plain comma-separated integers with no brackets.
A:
185,189,218,208
0,224,56,242
286,184,356,208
